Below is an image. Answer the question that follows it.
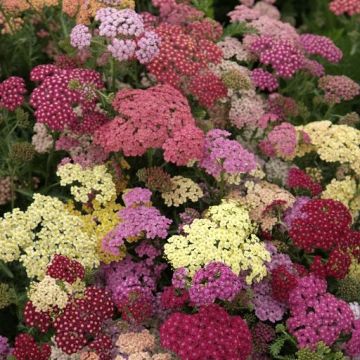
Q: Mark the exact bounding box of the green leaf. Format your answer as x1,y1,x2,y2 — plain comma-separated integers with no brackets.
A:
0,261,14,279
270,335,287,358
222,22,257,39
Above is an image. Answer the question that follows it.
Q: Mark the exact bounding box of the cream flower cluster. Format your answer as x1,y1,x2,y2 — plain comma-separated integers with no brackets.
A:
57,163,117,205
322,176,360,219
164,200,270,284
297,121,360,175
161,176,203,207
0,194,99,278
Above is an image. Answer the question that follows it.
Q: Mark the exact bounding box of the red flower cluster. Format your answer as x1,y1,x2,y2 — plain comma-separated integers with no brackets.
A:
30,65,107,133
23,301,52,333
161,286,189,310
160,304,252,360
94,84,204,165
311,249,351,279
286,167,322,196
146,23,225,108
54,287,114,355
0,76,26,111
270,265,298,303
289,199,352,252
289,199,357,279
12,334,51,360
187,19,223,42
46,255,85,284
117,289,154,323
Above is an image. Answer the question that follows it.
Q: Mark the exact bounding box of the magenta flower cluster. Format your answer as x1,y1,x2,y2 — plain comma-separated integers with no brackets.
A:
0,76,26,111
287,275,354,349
189,262,243,306
30,65,107,133
251,68,279,92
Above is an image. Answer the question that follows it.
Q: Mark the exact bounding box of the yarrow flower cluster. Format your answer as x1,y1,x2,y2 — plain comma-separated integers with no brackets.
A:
200,129,257,183
318,75,360,104
287,275,354,348
165,200,271,284
160,304,252,360
94,84,204,166
102,188,171,255
57,163,116,205
30,65,107,133
329,0,360,15
286,167,322,196
0,76,26,111
189,262,243,306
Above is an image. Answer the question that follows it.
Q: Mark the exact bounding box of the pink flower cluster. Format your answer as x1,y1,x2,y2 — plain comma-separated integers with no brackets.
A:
70,24,92,49
300,34,343,63
0,76,26,111
94,84,204,165
102,188,171,255
151,0,203,25
30,65,107,133
345,319,360,357
251,68,279,92
189,262,243,306
329,0,360,15
160,304,253,360
249,36,305,78
319,75,360,104
259,123,297,159
286,167,322,196
94,8,160,64
287,275,354,348
200,129,257,178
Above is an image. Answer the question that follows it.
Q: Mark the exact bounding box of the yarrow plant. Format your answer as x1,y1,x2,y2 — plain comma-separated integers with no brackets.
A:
0,0,360,358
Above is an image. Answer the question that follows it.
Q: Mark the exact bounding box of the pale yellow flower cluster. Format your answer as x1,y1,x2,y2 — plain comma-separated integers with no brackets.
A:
322,176,360,219
28,276,69,312
230,181,295,231
296,121,360,175
67,200,126,264
164,200,270,284
0,194,99,279
57,163,116,206
0,283,16,309
161,176,203,207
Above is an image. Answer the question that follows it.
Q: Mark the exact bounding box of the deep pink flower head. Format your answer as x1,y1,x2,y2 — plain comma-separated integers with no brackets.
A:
300,34,343,63
46,255,85,284
30,65,107,133
161,286,189,310
251,68,279,92
250,36,305,78
94,84,204,165
286,167,322,196
329,0,360,15
0,76,26,111
287,275,354,349
189,262,243,306
160,304,252,360
200,129,257,178
259,122,297,159
345,319,360,357
303,58,325,77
